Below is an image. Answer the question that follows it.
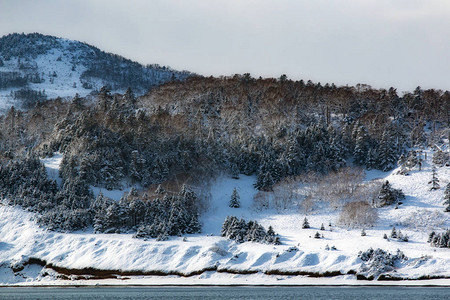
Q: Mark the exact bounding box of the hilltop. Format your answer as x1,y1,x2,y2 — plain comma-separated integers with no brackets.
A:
0,33,192,111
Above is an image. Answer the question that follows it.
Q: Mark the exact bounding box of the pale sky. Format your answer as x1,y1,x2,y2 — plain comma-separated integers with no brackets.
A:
1,0,450,92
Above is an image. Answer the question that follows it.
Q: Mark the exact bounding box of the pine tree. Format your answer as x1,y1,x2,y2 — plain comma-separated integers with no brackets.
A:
230,163,240,179
302,217,310,229
376,129,397,171
390,226,397,239
405,150,418,170
186,213,201,234
320,223,325,231
361,228,366,236
428,231,436,243
443,183,450,212
229,188,240,208
377,181,405,207
432,150,449,167
353,125,369,165
314,231,321,239
397,154,408,175
429,165,440,191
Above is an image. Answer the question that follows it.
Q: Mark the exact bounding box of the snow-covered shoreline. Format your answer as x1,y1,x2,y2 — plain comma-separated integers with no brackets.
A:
0,150,449,286
4,275,450,287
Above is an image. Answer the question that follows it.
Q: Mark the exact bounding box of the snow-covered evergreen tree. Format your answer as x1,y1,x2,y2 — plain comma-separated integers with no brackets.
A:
430,230,450,248
229,188,240,208
397,154,408,175
376,129,398,171
302,217,310,229
432,150,449,167
353,125,369,166
221,216,279,244
376,181,405,207
406,150,419,170
428,165,440,191
443,183,450,212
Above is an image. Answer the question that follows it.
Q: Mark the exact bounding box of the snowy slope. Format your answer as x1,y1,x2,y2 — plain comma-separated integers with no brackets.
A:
0,38,92,112
0,151,449,285
0,33,192,113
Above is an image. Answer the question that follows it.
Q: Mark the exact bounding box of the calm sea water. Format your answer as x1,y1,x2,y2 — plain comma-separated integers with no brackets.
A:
0,286,448,300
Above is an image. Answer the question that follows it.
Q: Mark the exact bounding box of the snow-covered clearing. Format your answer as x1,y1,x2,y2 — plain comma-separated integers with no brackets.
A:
0,151,448,285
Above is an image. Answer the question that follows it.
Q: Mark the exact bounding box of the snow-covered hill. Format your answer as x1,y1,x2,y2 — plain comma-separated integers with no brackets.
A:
0,33,192,112
0,149,448,285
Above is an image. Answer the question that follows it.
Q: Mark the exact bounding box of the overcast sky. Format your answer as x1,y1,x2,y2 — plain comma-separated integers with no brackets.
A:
1,0,450,92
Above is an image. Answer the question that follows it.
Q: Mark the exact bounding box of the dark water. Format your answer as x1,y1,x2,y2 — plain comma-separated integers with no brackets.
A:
0,286,448,299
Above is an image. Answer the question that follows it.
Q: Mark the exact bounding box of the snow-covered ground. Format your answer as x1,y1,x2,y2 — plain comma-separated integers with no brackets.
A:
0,38,123,113
0,151,448,286
0,41,92,112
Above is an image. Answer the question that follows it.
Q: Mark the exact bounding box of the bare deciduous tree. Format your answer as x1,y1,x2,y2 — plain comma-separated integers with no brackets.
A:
337,201,378,228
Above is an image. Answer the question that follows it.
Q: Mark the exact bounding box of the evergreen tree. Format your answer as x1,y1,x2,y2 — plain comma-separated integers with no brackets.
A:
376,129,397,171
267,226,275,237
432,150,449,167
320,223,325,231
428,231,436,243
365,146,379,170
405,150,419,170
302,217,310,229
104,202,121,233
361,228,366,236
443,183,450,212
186,213,201,234
129,197,145,227
390,226,397,239
229,188,240,208
428,165,440,191
353,125,369,165
377,181,405,207
397,154,408,175
221,216,278,244
430,230,450,248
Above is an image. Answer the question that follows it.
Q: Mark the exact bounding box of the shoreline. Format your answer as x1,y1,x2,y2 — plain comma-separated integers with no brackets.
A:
3,276,450,287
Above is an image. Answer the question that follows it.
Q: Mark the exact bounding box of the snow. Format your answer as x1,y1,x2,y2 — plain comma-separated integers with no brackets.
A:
202,175,259,234
0,152,448,286
40,153,63,186
0,46,91,112
0,38,113,113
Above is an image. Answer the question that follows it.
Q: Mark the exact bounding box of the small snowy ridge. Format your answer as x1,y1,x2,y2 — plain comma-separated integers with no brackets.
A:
0,151,448,285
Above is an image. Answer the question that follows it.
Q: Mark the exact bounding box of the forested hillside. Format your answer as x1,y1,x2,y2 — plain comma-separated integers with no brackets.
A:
0,73,448,237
